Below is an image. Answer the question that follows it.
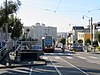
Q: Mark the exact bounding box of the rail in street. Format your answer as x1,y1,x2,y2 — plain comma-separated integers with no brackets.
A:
0,49,100,75
44,54,89,75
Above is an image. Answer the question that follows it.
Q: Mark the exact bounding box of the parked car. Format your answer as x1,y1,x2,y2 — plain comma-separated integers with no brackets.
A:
70,43,83,52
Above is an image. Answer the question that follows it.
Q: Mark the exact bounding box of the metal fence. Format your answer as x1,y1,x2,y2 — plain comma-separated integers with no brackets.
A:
0,41,13,61
0,46,7,61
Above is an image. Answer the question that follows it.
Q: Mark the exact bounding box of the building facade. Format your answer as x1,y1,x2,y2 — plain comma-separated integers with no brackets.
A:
72,26,84,43
77,32,90,45
24,23,57,41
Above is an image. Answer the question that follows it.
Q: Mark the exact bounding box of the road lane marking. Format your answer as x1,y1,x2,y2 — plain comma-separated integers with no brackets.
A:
29,67,33,75
86,60,100,64
48,57,62,75
89,56,98,59
10,69,29,73
50,53,55,55
42,56,48,60
58,53,63,55
87,60,96,63
55,56,61,59
66,56,74,59
57,53,74,56
67,53,73,55
77,56,100,64
77,56,87,60
60,58,89,75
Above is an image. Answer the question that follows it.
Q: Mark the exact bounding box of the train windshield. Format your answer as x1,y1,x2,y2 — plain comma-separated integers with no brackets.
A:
45,37,52,46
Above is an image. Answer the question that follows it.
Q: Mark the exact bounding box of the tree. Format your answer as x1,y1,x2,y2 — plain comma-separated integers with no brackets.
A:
0,0,23,39
0,0,21,27
11,18,23,39
95,31,100,42
60,38,66,46
85,39,91,45
93,40,98,47
73,39,78,44
25,28,30,40
66,39,70,45
78,39,83,43
60,38,66,52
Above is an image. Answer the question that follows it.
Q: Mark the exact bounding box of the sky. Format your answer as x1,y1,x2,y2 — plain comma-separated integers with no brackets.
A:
0,0,100,32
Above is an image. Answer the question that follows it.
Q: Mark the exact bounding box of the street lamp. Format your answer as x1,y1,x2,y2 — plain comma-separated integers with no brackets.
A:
82,15,93,46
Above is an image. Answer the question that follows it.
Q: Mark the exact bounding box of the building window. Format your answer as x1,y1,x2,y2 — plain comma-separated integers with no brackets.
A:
81,34,84,37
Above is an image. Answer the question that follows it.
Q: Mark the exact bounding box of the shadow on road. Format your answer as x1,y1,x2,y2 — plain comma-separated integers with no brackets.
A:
0,65,100,75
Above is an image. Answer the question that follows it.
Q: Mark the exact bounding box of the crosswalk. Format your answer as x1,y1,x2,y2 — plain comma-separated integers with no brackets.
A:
77,56,87,60
76,56,100,64
42,53,100,65
66,56,73,59
49,53,74,56
88,56,99,59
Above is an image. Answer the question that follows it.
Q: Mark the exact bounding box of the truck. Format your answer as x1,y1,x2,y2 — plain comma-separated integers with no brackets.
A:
9,40,44,63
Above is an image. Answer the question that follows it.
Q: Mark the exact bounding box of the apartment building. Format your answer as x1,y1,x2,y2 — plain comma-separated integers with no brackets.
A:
72,26,84,43
77,32,90,45
24,23,57,40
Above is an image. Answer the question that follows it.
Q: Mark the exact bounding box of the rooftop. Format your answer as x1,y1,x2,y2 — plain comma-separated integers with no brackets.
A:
72,26,84,30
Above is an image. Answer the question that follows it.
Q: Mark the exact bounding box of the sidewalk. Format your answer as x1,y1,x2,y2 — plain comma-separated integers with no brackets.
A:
0,58,46,69
90,51,100,54
84,49,100,54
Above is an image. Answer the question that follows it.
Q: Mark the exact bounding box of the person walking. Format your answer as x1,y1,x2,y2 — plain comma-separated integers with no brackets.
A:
61,45,65,53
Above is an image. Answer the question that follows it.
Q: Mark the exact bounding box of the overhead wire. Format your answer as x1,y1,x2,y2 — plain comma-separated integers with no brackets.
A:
54,0,63,15
19,1,100,14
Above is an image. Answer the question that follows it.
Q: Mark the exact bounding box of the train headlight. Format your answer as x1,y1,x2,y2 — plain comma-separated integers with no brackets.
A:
50,47,52,48
45,47,47,48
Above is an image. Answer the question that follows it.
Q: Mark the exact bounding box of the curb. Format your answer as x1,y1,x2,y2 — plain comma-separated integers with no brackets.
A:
0,60,46,69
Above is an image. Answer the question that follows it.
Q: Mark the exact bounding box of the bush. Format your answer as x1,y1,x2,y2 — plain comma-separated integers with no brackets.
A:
96,46,100,51
70,49,76,52
93,40,98,47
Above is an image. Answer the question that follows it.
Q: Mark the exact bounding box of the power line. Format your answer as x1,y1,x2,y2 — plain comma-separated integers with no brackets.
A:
54,0,63,15
20,4,89,13
21,2,100,14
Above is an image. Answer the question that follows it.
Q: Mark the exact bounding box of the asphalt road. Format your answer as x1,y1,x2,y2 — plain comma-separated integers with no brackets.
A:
0,48,100,75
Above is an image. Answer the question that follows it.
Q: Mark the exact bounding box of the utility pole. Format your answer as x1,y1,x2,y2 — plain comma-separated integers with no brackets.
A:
5,0,9,66
82,16,93,46
93,23,96,42
5,0,8,43
90,17,93,46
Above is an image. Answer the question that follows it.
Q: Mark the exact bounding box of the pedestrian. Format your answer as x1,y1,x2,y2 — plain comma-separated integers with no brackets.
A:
61,45,65,53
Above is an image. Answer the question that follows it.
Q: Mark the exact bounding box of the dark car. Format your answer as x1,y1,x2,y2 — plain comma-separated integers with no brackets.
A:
70,43,83,52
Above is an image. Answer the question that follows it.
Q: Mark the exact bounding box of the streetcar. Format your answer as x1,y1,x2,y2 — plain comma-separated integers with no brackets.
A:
42,36,55,53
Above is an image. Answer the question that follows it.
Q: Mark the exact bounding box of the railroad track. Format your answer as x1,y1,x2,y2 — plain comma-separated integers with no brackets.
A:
40,53,90,75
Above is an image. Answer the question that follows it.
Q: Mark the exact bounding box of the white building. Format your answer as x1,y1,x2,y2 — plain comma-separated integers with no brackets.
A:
57,32,67,38
72,26,84,43
24,23,57,40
